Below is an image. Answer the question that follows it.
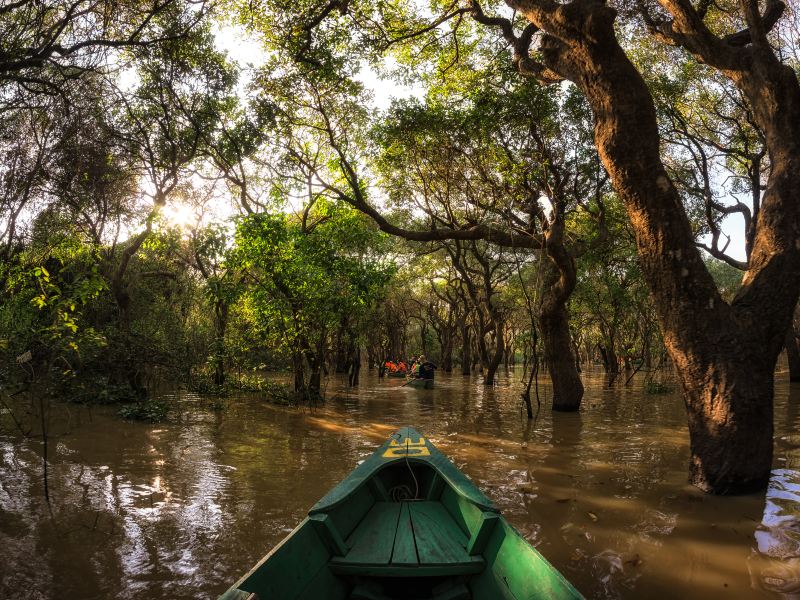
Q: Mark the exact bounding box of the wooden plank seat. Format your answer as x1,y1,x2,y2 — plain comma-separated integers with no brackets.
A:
329,501,485,577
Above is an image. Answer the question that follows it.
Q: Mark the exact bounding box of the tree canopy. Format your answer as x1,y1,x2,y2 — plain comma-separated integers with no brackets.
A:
2,0,800,493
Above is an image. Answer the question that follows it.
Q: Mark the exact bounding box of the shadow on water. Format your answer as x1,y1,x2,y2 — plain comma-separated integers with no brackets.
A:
1,366,799,599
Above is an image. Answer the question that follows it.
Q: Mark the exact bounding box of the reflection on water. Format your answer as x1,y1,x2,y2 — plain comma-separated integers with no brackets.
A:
749,467,800,597
1,367,800,599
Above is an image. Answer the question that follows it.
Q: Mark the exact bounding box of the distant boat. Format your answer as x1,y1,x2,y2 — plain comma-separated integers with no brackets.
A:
406,377,434,389
219,427,583,600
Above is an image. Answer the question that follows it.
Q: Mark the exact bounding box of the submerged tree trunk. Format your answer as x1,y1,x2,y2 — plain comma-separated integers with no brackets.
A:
680,352,774,493
292,351,306,399
308,333,326,400
461,324,471,375
293,333,325,403
348,346,361,387
572,339,582,373
333,319,350,373
482,323,504,385
475,318,490,375
504,0,800,492
539,236,583,412
441,334,454,372
602,344,619,376
786,325,800,382
580,48,795,491
540,302,583,411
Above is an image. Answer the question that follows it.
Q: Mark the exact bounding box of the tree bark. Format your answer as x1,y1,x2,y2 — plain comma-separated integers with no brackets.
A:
540,299,583,411
348,346,361,386
539,230,583,412
572,339,581,373
785,325,800,382
461,324,471,375
482,322,504,385
441,335,454,372
599,343,619,375
507,0,800,492
292,350,306,398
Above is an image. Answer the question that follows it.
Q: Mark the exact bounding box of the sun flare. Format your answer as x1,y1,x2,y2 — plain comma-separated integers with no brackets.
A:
163,203,196,229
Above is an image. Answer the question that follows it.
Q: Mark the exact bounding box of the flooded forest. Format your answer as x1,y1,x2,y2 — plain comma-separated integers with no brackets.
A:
1,1,800,599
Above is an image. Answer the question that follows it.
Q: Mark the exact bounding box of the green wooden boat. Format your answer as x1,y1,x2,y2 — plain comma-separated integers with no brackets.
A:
406,377,434,389
387,372,407,378
219,427,583,600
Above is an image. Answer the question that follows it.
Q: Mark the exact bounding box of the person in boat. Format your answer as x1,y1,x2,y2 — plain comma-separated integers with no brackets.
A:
419,359,436,380
397,360,407,374
409,357,420,377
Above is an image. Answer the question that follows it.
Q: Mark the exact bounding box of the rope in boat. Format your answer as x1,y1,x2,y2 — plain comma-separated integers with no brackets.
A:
388,434,421,501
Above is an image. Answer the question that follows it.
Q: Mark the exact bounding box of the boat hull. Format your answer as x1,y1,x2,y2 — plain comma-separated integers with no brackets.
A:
220,427,582,600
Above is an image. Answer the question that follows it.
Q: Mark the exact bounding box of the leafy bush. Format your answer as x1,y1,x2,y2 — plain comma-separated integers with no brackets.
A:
260,381,293,405
188,375,229,397
644,381,672,395
119,398,169,422
57,377,141,404
228,374,293,405
190,372,293,405
228,372,271,392
208,397,227,411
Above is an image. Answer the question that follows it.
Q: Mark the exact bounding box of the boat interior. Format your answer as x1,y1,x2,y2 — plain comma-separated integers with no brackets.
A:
238,459,510,600
325,460,489,599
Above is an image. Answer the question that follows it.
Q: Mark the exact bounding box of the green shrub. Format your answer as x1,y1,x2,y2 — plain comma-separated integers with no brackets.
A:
260,381,292,405
228,371,270,392
188,375,229,397
58,377,140,404
644,381,672,395
227,373,293,404
210,397,226,411
119,398,169,422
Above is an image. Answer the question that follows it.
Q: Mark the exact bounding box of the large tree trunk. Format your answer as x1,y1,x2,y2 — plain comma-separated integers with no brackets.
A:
292,351,306,398
348,346,361,386
540,297,583,411
572,338,581,373
109,224,152,335
599,342,619,376
508,0,800,492
680,353,774,493
333,320,349,373
308,333,326,399
475,318,490,374
461,324,471,375
482,322,504,385
441,330,454,372
108,226,153,395
539,231,583,412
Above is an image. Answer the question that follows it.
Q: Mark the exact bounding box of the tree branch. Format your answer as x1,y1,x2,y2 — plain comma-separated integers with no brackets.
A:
469,0,563,84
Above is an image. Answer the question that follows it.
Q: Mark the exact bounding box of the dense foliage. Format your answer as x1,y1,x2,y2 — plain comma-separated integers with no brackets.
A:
2,0,798,464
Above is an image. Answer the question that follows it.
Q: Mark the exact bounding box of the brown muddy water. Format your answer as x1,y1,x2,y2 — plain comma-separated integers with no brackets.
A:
1,367,799,600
